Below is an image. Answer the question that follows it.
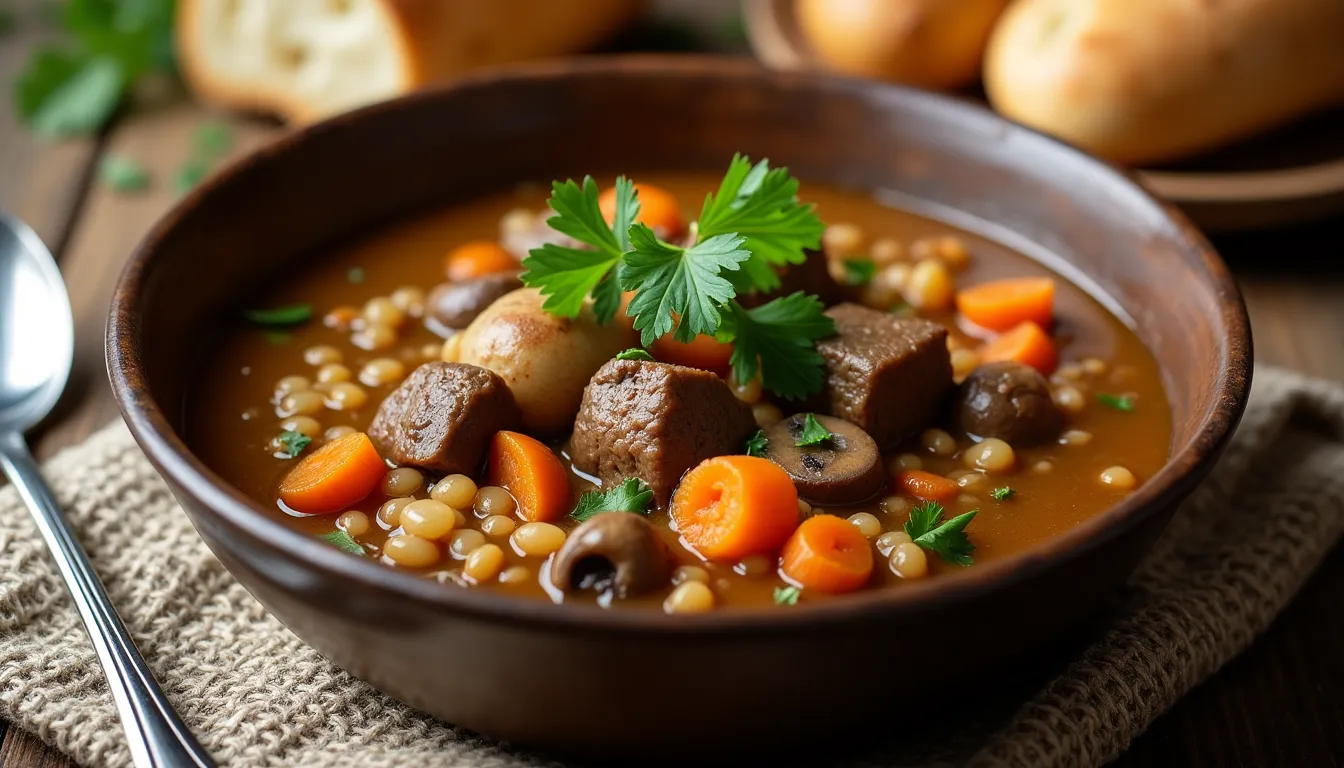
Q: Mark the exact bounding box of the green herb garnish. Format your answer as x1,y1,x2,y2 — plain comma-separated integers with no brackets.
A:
173,160,209,194
98,154,149,192
244,304,312,327
773,586,801,605
14,0,176,137
571,478,654,522
277,430,312,458
0,9,17,36
904,501,977,566
744,429,769,457
263,331,291,346
991,486,1015,501
841,259,876,286
1097,393,1136,413
615,348,655,362
347,267,365,284
193,121,234,159
318,530,365,555
520,155,836,400
794,413,832,447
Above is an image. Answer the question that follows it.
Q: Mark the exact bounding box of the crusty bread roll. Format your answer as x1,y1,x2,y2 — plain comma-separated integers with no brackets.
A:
983,0,1344,166
176,0,645,124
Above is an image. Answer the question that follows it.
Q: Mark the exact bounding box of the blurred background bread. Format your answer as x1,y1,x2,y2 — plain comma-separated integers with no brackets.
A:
176,0,647,123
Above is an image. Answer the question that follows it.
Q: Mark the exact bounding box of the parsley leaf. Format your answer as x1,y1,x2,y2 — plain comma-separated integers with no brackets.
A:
570,478,654,522
841,259,876,286
277,430,312,458
520,176,636,322
991,486,1015,501
773,585,801,605
318,530,365,555
98,153,149,192
23,56,125,137
615,348,654,361
904,501,977,566
794,414,832,447
744,429,769,457
621,224,749,345
1098,393,1136,413
173,160,209,194
718,292,835,400
244,304,312,326
193,121,234,159
696,154,824,293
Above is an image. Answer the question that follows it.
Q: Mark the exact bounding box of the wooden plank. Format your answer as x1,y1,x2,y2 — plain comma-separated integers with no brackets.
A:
0,731,74,768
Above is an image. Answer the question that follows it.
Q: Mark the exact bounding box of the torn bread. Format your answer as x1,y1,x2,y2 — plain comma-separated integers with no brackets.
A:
176,0,646,124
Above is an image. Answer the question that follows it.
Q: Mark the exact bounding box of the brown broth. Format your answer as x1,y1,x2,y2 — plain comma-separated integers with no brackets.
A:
186,173,1171,609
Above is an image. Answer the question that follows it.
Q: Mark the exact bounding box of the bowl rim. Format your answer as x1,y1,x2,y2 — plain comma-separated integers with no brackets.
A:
107,53,1252,635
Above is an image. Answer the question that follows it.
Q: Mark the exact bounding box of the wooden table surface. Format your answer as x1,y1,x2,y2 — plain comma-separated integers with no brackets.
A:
3,12,1344,768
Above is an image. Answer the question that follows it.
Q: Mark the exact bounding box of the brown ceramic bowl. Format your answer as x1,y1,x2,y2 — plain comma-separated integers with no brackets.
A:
107,56,1251,762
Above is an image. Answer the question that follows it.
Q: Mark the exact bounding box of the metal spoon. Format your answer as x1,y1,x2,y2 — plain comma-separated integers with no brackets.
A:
0,212,216,767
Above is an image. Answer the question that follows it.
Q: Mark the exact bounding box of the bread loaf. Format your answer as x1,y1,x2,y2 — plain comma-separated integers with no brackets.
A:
176,0,645,123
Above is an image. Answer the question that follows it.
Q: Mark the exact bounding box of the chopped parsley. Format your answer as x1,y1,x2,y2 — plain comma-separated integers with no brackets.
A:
773,586,801,605
744,429,769,457
840,258,876,286
173,160,209,194
347,267,365,284
98,154,150,192
193,121,234,159
243,304,312,326
991,486,1015,501
794,414,832,447
318,530,365,555
277,430,311,458
521,155,836,400
570,478,654,522
616,348,655,361
1097,393,1136,413
904,501,977,566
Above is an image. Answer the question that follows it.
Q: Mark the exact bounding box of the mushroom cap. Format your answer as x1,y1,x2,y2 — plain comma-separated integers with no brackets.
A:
551,512,674,599
764,413,885,505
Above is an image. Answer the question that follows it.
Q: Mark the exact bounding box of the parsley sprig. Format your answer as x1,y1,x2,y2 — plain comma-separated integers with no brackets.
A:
793,414,833,447
904,501,978,566
571,478,654,522
744,429,769,457
520,155,836,400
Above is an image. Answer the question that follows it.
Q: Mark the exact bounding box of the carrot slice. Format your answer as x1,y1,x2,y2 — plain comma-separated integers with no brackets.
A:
670,456,799,561
651,331,734,374
600,182,686,240
979,321,1058,374
956,277,1055,332
780,514,874,593
488,431,570,522
445,241,517,282
279,432,387,514
897,470,960,502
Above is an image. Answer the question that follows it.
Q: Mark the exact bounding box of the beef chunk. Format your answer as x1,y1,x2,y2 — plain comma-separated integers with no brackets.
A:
570,359,757,503
812,303,953,449
737,248,853,309
369,362,520,475
957,361,1062,446
426,272,523,331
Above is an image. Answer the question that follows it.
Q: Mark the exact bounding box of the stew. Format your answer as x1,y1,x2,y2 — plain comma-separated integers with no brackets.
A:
187,158,1170,611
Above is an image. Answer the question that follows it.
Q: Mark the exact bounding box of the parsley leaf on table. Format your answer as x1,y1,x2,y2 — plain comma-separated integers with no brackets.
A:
621,224,749,345
521,176,637,322
991,486,1015,501
696,154,824,293
1097,393,1136,413
794,414,832,447
718,292,835,400
277,430,312,458
98,153,149,192
571,478,654,522
773,586,801,605
318,530,365,555
904,501,977,566
744,429,769,457
615,348,654,362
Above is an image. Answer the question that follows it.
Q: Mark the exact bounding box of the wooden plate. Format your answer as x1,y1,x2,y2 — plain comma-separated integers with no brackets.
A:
742,0,1344,233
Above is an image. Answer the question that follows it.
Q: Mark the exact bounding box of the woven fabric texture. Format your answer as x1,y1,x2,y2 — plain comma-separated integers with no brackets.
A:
1,365,1342,768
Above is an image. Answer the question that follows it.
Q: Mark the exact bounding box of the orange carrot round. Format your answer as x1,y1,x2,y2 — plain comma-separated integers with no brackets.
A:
600,182,686,240
488,431,570,522
652,331,733,374
956,277,1055,332
780,514,874,593
979,321,1058,374
279,432,387,514
897,470,960,502
445,241,517,282
670,456,799,561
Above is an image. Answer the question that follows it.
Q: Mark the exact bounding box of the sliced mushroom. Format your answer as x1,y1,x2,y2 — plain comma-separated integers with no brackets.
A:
425,272,523,333
551,512,673,599
764,413,884,505
956,361,1062,446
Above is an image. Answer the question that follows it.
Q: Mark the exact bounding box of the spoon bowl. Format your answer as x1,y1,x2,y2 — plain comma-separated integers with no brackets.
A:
0,213,73,432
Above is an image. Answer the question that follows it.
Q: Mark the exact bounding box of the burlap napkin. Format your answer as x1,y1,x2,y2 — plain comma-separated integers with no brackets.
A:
1,365,1342,768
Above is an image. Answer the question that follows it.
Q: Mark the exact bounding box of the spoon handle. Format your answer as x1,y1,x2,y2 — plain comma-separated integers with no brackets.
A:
0,431,216,768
